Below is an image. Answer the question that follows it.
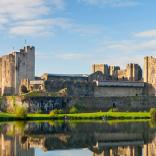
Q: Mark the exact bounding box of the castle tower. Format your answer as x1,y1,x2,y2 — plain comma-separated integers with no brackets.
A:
92,64,109,75
14,46,35,94
143,56,156,84
144,56,149,82
0,46,35,95
143,56,156,95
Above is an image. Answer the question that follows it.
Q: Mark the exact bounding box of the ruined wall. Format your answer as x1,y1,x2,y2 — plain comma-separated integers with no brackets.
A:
94,87,143,97
1,96,156,113
41,73,88,82
70,96,156,112
117,69,127,80
88,71,105,82
126,63,142,81
117,63,142,81
92,64,110,76
44,80,95,96
109,65,120,79
92,64,120,80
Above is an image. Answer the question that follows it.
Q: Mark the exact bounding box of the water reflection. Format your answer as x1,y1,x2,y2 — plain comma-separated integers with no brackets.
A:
0,121,156,156
0,133,34,156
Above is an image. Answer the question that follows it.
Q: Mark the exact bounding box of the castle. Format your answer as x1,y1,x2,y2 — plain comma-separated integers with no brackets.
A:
1,45,156,97
0,46,35,95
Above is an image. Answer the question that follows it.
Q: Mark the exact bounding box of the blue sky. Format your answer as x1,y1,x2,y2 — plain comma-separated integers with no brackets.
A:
0,0,156,76
35,148,92,156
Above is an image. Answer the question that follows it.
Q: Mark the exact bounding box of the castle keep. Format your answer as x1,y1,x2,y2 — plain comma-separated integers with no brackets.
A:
0,46,35,95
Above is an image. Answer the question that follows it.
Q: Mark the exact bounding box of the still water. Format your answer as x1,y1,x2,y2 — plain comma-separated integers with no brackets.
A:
0,120,156,156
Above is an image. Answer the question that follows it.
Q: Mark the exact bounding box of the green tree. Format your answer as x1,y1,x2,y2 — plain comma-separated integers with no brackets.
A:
69,106,78,114
15,105,27,117
150,108,156,121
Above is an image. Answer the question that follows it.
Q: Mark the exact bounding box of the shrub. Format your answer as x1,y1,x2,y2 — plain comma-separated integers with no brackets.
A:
108,107,119,112
69,106,78,114
36,109,43,114
150,108,156,121
15,105,27,117
24,91,46,96
50,109,63,115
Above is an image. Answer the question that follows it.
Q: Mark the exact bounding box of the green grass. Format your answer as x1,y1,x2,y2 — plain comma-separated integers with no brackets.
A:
0,112,151,121
0,112,17,117
55,112,150,119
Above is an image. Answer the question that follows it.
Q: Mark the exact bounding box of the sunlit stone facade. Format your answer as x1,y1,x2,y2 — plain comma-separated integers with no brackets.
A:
0,46,35,95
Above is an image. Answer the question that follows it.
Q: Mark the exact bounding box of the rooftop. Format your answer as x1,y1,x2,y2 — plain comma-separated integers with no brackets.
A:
42,73,89,78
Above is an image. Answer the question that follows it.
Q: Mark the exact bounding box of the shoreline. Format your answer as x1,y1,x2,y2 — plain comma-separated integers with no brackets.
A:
0,112,151,121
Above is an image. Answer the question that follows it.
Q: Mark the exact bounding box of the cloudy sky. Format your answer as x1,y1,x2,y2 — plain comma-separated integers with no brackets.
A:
0,0,156,76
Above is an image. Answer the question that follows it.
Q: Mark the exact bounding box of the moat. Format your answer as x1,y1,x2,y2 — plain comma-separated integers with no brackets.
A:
0,120,156,156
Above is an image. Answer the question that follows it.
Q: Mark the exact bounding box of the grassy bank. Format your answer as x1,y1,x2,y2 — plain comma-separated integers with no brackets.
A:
53,112,150,120
0,112,151,121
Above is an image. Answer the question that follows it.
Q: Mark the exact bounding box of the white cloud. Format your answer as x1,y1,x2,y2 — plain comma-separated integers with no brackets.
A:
9,18,68,36
8,17,100,36
105,39,156,52
49,0,65,10
79,0,139,7
0,0,67,36
0,0,100,36
0,0,49,20
56,53,93,60
135,29,156,38
10,26,46,36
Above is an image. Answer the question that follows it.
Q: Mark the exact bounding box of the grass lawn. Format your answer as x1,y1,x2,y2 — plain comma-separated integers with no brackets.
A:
0,112,17,117
55,112,150,119
0,112,151,121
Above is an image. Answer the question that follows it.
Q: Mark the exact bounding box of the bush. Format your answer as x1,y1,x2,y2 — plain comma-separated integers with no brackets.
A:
50,109,63,115
35,109,43,114
15,105,27,117
69,106,78,114
150,108,156,121
108,107,119,112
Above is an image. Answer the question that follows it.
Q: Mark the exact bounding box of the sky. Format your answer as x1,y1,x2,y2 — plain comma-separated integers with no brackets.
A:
35,148,92,156
0,0,156,76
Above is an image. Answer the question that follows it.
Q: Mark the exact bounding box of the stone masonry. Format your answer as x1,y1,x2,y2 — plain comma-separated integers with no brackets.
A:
0,46,35,95
92,63,142,81
144,56,156,95
118,63,142,81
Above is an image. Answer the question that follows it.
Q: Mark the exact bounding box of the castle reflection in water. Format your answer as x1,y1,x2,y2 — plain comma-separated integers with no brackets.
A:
0,121,156,156
0,134,34,156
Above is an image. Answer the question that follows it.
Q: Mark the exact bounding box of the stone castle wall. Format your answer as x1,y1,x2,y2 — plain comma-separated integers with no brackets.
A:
69,96,156,112
1,96,156,113
44,80,95,97
94,87,143,97
0,46,35,95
